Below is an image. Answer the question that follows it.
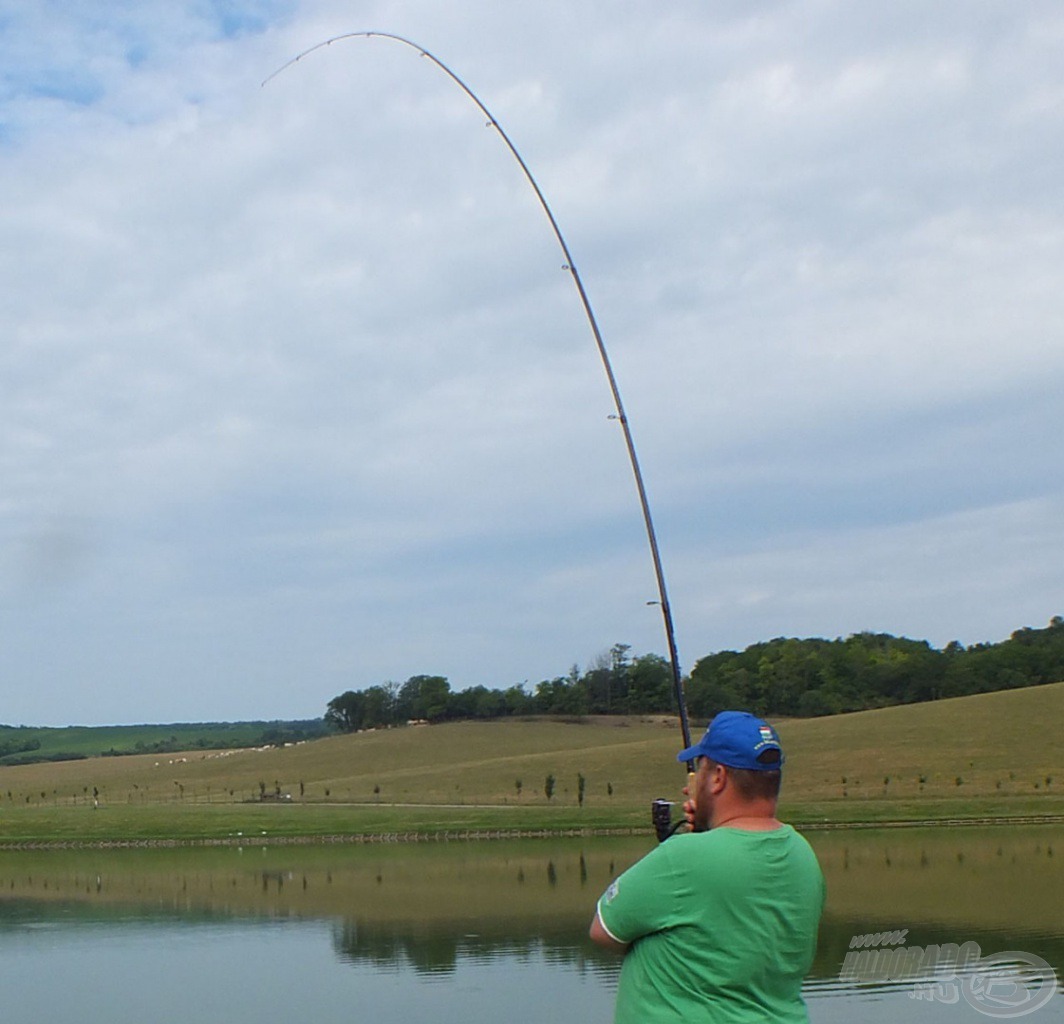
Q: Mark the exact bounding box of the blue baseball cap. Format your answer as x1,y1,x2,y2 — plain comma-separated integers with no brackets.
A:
677,711,784,771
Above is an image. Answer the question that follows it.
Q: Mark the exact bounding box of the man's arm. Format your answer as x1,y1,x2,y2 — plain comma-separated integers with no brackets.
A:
589,908,630,954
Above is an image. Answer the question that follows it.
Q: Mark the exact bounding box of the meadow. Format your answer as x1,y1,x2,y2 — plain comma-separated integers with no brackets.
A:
1,682,1061,844
0,719,323,765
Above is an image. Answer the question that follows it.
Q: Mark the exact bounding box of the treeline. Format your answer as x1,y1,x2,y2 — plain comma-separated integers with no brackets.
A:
98,723,326,759
0,735,78,767
1,751,87,767
687,616,1064,718
325,644,674,731
326,618,1064,730
0,737,41,759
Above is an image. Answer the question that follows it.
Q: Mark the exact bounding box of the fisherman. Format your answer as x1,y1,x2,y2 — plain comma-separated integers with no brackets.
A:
589,711,825,1023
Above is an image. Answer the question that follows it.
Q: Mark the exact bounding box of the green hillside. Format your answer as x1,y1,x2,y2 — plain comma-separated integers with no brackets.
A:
0,720,327,766
0,683,1061,844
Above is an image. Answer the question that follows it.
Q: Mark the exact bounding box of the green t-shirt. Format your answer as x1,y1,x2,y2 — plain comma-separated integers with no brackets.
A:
596,825,825,1024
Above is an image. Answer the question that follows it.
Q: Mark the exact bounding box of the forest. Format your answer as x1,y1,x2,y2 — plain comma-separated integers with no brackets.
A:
325,616,1064,731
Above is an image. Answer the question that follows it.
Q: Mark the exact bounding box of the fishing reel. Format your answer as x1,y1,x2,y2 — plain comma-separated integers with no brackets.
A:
652,798,686,842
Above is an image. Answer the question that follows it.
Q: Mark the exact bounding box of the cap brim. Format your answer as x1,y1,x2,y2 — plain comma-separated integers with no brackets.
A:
676,744,702,764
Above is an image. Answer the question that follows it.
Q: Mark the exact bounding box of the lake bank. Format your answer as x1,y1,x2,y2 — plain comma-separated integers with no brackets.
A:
1,798,1061,847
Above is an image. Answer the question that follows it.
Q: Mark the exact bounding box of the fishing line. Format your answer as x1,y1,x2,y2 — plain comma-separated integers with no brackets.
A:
263,31,695,772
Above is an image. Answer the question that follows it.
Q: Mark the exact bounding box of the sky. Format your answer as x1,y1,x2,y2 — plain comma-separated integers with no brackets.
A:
2,1,1062,726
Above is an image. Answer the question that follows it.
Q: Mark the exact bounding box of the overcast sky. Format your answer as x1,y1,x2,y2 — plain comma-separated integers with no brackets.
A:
2,1,1062,726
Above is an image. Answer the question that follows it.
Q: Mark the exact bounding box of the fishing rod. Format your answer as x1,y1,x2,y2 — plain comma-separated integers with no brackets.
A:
264,32,695,827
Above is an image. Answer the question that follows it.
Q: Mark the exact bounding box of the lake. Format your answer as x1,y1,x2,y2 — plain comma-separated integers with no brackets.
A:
1,825,1060,1022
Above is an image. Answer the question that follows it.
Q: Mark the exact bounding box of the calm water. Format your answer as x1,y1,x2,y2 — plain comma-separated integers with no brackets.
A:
0,826,1060,1023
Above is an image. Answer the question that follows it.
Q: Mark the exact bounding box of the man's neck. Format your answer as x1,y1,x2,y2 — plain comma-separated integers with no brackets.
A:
710,801,781,831
712,814,782,831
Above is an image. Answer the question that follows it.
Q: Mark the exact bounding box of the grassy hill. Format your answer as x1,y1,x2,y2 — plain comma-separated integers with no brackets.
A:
0,683,1061,844
0,720,327,766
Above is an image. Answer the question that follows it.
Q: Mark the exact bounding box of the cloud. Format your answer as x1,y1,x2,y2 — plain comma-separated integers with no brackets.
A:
1,1,1062,724
679,497,1063,655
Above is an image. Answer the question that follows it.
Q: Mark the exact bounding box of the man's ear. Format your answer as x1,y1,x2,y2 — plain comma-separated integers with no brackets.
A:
708,762,728,795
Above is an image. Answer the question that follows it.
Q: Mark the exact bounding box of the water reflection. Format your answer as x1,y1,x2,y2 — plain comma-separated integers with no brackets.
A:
0,838,632,930
809,827,1063,1021
0,827,1061,1022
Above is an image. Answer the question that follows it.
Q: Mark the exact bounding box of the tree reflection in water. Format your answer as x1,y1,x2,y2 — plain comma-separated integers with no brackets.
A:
0,827,1061,1005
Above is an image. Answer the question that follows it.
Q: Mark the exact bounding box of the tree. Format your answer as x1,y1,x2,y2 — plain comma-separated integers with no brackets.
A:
544,774,556,801
420,676,452,722
797,687,842,717
686,659,746,718
325,691,365,733
473,687,506,718
584,644,632,713
627,653,672,712
502,684,532,716
535,676,589,715
397,675,452,722
361,684,396,728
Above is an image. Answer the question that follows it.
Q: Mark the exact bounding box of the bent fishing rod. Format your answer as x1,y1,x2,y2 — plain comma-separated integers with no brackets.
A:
265,32,695,829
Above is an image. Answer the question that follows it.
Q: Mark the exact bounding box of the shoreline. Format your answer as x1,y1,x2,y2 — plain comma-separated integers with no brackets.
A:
2,812,1061,851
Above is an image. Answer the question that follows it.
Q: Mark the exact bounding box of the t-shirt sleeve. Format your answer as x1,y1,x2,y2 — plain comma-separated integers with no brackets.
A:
596,842,680,944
